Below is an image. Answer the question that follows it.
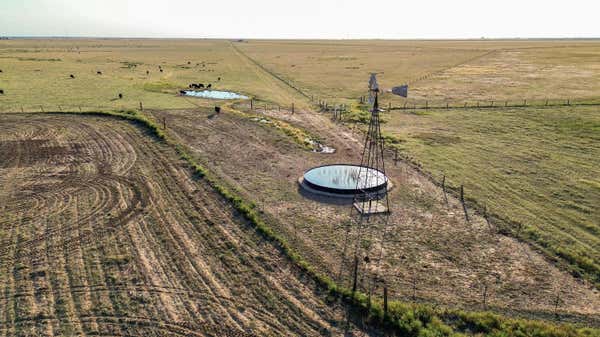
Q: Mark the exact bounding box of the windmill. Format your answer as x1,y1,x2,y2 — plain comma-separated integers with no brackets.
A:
352,73,391,215
337,73,408,297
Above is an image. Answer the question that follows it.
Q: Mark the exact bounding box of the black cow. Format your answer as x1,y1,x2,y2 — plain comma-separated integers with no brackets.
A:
187,61,191,65
198,83,204,88
214,106,221,113
0,69,3,73
0,89,4,95
179,90,187,95
207,84,212,88
146,70,150,75
217,77,221,81
70,74,75,79
118,93,123,99
160,69,163,73
97,71,102,75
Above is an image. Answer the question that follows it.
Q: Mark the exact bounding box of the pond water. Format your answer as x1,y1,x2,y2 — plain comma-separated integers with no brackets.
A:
184,90,248,100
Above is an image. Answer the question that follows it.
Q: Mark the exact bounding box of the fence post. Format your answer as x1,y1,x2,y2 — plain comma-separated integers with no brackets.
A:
490,101,494,107
78,106,82,112
383,286,388,317
505,100,508,107
139,101,143,111
412,276,417,301
291,103,294,114
250,99,253,110
523,99,527,106
40,105,44,113
21,106,24,113
425,101,429,109
352,256,359,294
483,203,493,231
483,283,488,310
442,175,449,206
554,292,561,320
162,117,166,130
446,102,449,109
460,185,469,222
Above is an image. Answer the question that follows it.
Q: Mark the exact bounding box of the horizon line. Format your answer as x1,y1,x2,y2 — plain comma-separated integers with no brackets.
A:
2,35,600,41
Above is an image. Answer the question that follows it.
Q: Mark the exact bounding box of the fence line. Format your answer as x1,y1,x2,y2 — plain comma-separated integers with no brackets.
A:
387,97,600,111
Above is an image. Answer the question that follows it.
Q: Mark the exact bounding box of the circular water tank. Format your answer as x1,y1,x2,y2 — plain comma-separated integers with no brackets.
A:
300,164,388,197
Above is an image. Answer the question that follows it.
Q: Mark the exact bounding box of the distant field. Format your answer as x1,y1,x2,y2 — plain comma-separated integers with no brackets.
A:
0,39,306,112
236,39,600,104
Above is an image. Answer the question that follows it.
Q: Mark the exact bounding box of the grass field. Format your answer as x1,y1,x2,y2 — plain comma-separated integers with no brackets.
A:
1,38,599,335
383,106,600,283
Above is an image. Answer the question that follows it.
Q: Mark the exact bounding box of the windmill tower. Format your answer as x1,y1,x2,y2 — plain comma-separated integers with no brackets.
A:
353,73,390,215
337,74,394,297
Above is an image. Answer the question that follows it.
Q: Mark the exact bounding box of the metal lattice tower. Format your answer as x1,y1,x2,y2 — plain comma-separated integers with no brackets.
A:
353,73,390,215
336,74,392,299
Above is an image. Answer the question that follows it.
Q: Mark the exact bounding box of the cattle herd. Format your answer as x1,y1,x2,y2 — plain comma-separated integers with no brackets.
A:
0,64,221,100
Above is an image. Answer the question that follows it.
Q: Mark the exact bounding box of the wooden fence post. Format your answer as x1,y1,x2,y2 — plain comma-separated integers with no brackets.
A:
483,283,488,310
412,276,417,301
291,103,294,114
250,99,253,110
483,204,493,231
21,106,24,113
460,185,469,222
139,101,143,111
554,292,561,320
163,117,166,130
442,175,449,206
383,286,388,317
352,256,359,294
40,105,44,113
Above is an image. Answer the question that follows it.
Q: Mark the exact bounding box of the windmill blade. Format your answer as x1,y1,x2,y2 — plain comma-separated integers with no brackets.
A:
391,85,408,98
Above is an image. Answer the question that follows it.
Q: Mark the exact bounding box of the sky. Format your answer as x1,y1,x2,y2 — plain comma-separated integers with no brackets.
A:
1,0,599,39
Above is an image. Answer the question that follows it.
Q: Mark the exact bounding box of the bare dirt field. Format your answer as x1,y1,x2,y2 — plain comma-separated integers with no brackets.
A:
0,113,374,337
149,104,600,326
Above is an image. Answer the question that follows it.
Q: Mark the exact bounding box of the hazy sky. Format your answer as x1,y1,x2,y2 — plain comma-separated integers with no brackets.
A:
1,0,599,39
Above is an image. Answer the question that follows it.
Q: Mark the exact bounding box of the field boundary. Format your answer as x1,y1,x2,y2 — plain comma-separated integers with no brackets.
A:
230,42,311,100
6,109,596,336
387,98,600,111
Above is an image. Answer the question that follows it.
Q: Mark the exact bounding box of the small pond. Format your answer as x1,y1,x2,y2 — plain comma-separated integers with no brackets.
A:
184,90,248,100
